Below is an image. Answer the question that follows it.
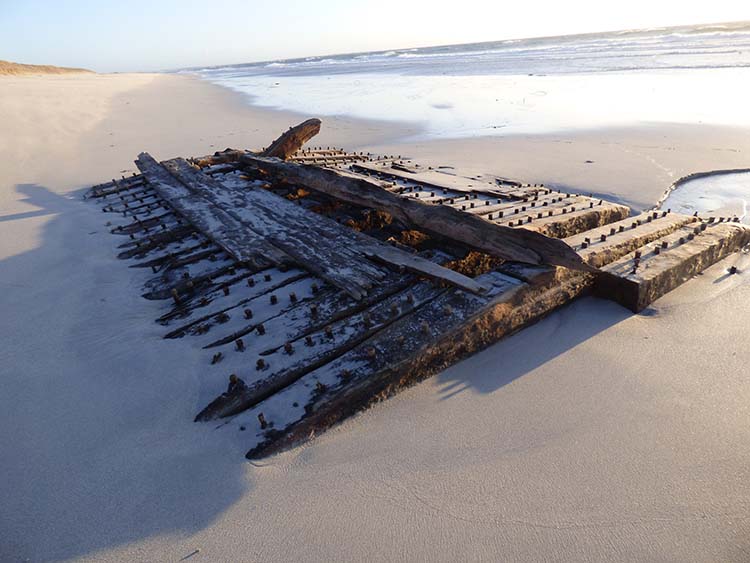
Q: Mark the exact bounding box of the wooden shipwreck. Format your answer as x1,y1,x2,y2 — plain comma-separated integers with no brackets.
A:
85,120,750,459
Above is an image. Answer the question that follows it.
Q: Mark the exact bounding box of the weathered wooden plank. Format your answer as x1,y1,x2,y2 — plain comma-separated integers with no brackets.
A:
136,153,288,269
362,245,488,294
566,211,697,267
195,281,446,421
596,222,750,312
240,265,593,459
161,157,387,300
164,157,487,296
350,161,512,196
242,155,592,272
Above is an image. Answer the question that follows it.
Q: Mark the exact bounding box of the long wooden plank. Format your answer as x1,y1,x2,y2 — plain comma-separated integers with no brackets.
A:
241,155,592,272
135,153,289,269
162,158,489,296
161,157,386,300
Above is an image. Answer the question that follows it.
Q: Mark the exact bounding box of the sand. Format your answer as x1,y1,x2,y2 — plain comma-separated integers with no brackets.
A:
2,73,750,562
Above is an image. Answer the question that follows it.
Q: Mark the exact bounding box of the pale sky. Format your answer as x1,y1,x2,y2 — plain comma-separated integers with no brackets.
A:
0,0,748,72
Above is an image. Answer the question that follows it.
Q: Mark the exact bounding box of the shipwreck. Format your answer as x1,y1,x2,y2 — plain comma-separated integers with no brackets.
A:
85,119,750,459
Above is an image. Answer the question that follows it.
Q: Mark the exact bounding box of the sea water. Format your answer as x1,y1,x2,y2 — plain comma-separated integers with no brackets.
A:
184,22,750,139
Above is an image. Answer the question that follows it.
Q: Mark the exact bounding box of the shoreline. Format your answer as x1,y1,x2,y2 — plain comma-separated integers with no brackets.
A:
3,71,750,562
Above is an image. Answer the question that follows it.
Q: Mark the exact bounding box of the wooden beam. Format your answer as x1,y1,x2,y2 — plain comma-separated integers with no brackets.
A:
163,157,489,297
260,118,322,160
241,155,593,272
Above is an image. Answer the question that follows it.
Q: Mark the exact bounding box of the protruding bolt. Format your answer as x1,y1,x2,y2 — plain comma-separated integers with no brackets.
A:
223,286,230,296
235,338,245,352
324,326,333,339
390,303,399,316
311,283,319,294
270,294,278,305
305,335,314,346
406,293,414,305
284,342,294,355
257,323,265,335
264,274,271,281
258,412,267,429
244,308,253,319
661,241,668,249
340,369,351,379
421,321,430,334
247,277,255,287
315,381,327,393
729,265,738,275
171,288,180,305
289,292,297,303
600,234,607,242
366,347,376,359
654,246,660,255
310,304,318,318
211,352,223,365
256,358,266,370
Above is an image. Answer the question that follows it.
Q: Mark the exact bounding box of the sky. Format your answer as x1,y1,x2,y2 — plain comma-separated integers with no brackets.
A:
0,0,748,72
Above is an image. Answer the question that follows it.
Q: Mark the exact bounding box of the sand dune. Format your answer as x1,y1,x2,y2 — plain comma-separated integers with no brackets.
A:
0,59,92,76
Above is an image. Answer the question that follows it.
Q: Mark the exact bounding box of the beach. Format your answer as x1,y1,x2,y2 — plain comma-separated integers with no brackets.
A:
2,72,750,562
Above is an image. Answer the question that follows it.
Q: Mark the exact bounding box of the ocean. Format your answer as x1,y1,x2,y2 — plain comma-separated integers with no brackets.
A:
185,22,750,139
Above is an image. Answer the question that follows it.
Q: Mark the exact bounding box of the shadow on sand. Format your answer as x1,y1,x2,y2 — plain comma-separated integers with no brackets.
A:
0,183,251,561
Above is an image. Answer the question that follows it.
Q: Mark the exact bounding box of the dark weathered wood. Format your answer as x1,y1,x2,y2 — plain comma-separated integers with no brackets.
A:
260,118,322,160
196,282,445,421
241,155,593,272
595,222,750,312
244,266,593,459
163,157,487,297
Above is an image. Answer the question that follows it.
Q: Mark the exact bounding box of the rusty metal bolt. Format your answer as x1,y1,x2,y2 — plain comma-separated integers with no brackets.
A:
244,308,253,319
581,242,588,249
498,211,504,218
217,312,230,323
661,241,668,249
729,265,738,275
366,347,376,359
654,246,660,255
488,213,493,220
256,358,266,370
211,352,223,365
270,294,278,305
171,288,181,305
258,412,267,429
634,250,641,259
264,274,272,281
701,222,707,231
257,323,265,335
679,237,685,244
600,234,607,242
284,342,294,355
548,210,553,216
289,292,297,303
235,338,245,352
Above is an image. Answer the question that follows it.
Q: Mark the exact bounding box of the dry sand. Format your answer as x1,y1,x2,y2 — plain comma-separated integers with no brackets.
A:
2,73,750,562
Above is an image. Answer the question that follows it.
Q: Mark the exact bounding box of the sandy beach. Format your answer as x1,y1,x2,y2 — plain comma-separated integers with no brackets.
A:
2,72,750,562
